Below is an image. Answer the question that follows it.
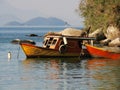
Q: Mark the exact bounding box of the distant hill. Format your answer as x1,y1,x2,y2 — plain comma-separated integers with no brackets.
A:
5,17,70,26
5,21,23,26
0,15,22,26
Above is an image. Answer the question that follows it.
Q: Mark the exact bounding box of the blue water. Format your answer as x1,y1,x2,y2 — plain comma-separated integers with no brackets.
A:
0,27,119,90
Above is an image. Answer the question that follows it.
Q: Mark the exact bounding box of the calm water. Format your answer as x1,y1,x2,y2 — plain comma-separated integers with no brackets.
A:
0,27,119,90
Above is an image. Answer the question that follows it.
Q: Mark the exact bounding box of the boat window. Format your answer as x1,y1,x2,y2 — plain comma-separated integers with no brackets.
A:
44,37,57,47
48,41,51,44
49,37,53,41
52,39,57,45
44,39,48,46
48,38,53,44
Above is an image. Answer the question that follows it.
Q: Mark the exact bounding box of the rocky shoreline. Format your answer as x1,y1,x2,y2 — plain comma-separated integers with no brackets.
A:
89,25,120,47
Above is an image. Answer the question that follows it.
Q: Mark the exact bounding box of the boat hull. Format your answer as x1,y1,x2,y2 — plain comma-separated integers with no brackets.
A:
86,44,120,60
20,43,81,58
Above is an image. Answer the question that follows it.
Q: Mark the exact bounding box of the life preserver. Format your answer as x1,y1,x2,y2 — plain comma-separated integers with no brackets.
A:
59,44,67,54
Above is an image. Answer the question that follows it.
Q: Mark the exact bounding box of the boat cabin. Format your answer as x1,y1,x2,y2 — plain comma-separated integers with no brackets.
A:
43,35,94,54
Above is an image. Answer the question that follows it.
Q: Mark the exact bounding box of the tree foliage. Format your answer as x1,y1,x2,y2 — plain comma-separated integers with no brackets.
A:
79,0,120,31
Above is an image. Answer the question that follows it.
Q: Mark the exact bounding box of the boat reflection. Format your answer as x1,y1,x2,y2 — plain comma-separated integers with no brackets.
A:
86,58,120,90
21,58,120,90
21,57,81,90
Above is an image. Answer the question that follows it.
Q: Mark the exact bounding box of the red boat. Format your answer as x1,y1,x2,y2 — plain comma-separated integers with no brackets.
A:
85,44,120,60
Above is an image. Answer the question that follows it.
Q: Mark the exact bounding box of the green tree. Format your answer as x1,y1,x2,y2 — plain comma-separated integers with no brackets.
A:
79,0,120,32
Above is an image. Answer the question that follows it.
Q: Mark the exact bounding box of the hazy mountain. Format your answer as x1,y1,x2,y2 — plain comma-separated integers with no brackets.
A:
24,17,68,26
0,15,22,26
5,21,23,26
5,17,70,26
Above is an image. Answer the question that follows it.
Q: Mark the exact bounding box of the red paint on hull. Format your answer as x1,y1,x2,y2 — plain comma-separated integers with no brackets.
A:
86,44,120,60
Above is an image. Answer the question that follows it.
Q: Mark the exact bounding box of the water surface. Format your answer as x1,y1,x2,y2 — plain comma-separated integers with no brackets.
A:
0,27,119,90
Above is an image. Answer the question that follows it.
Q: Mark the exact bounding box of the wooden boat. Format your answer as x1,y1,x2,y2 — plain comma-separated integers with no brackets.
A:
20,34,94,58
85,44,120,60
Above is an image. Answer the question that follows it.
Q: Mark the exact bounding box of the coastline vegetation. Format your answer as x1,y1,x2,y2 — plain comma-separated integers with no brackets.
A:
78,0,120,32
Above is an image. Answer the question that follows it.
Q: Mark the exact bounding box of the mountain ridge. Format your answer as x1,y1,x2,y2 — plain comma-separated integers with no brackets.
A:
5,17,70,26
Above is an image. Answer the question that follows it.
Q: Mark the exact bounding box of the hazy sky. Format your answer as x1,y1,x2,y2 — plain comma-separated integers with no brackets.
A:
0,0,83,26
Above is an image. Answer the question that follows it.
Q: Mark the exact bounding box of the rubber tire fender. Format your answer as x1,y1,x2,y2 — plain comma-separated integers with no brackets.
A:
59,44,67,54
